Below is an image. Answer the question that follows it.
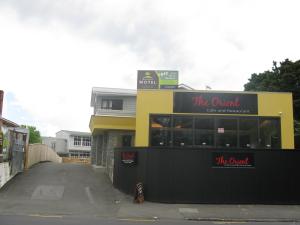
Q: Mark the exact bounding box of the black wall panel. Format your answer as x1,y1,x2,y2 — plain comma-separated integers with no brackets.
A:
114,148,300,204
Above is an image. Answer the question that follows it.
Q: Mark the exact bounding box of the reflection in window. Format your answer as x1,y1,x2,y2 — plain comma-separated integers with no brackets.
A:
150,115,172,146
173,117,193,146
151,116,171,128
216,118,237,148
151,130,171,146
195,118,214,147
149,115,282,149
239,118,258,148
259,118,281,148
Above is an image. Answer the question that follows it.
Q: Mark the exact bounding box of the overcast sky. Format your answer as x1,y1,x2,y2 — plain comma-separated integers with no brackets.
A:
1,0,300,136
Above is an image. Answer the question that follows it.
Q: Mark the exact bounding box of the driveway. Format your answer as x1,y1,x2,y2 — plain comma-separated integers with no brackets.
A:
0,162,125,217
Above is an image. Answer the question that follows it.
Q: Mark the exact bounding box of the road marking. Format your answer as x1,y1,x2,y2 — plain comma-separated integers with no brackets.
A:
85,186,96,206
31,185,64,200
29,214,63,218
118,218,157,222
213,222,247,224
179,208,199,214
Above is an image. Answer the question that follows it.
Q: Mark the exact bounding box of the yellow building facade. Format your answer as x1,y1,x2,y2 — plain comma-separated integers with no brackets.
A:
135,90,294,149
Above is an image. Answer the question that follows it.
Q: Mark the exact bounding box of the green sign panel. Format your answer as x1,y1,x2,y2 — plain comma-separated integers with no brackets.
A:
137,70,178,89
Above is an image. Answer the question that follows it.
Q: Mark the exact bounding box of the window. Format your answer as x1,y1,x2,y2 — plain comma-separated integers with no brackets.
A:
239,118,258,148
82,137,91,146
69,150,90,158
51,142,56,150
195,117,214,147
101,99,123,110
151,116,171,128
150,116,172,146
122,135,132,147
216,118,238,148
259,118,281,148
149,115,281,149
74,136,81,146
173,116,193,146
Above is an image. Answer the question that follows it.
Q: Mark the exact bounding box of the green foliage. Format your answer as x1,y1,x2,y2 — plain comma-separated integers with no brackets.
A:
244,59,300,136
3,136,9,149
21,125,42,144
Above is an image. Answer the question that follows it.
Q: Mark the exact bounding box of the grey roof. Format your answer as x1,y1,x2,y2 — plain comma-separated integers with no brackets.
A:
92,87,136,95
56,130,91,136
0,116,19,127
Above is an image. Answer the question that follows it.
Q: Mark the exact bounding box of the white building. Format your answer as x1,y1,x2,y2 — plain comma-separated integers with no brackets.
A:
42,136,68,156
42,130,91,158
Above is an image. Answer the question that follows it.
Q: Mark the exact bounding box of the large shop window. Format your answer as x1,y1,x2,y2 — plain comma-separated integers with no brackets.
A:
195,117,214,147
149,115,281,149
239,118,259,148
150,116,172,146
173,117,193,146
259,118,281,148
216,118,238,148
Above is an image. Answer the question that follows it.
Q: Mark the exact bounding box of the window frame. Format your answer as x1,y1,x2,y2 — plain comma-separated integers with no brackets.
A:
149,114,281,149
73,136,82,146
101,99,123,110
82,136,91,147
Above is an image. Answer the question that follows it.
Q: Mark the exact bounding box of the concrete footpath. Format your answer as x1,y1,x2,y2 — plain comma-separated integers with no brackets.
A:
117,199,300,222
0,162,299,222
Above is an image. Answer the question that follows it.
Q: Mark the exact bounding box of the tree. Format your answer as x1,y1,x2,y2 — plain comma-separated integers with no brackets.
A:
21,125,42,144
244,59,300,146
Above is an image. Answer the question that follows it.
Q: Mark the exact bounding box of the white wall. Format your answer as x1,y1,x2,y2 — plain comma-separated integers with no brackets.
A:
0,162,11,188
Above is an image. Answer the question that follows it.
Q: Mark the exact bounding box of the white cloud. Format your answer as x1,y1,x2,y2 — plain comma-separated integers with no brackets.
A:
0,0,300,135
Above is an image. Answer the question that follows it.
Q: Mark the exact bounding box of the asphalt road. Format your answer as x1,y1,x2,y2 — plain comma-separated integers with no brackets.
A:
1,215,300,225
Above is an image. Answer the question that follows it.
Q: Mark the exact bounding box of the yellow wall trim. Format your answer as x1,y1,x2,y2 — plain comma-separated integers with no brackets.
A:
89,115,136,134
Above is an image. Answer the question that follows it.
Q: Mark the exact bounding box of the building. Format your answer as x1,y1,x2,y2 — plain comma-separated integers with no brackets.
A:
89,87,136,175
90,82,295,177
42,136,67,156
1,90,29,188
42,130,91,158
89,71,300,204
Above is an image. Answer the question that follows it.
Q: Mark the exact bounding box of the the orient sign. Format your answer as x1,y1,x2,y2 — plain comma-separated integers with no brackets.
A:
174,92,258,114
121,151,137,165
137,70,178,89
212,152,255,168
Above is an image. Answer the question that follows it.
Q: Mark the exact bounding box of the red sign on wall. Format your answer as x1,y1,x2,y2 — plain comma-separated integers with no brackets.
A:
121,152,137,165
212,152,255,168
